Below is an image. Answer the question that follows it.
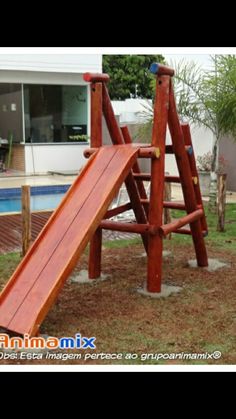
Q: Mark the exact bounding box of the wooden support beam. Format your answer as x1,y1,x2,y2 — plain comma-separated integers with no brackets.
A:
150,63,175,77
165,176,181,183
121,126,149,218
174,228,208,237
102,84,148,252
138,147,160,159
104,203,132,219
163,201,186,210
164,181,172,239
133,173,182,183
181,123,208,233
88,81,103,279
84,147,160,160
100,220,158,235
21,185,31,256
102,84,124,145
84,148,98,158
83,73,110,83
147,75,170,293
140,199,186,210
89,227,102,279
168,82,208,267
159,209,204,237
165,145,193,155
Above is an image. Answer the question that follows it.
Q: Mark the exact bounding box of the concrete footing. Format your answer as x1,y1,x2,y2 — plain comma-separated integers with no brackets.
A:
137,283,182,298
188,258,229,272
70,270,110,284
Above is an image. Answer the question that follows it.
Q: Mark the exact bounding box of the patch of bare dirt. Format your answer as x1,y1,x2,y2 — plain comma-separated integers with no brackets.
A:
1,242,236,365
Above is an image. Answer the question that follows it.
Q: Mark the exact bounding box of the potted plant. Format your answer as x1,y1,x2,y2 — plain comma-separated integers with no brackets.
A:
196,152,212,196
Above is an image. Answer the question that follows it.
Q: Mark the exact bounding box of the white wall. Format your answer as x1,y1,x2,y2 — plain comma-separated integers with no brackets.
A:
25,144,88,174
0,54,102,74
165,125,213,175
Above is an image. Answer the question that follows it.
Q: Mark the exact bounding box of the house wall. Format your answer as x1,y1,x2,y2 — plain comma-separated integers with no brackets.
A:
0,54,102,174
219,135,236,191
25,144,87,174
10,144,25,172
0,54,102,74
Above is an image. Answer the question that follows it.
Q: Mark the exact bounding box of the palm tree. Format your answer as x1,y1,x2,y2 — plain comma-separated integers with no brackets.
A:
174,55,236,212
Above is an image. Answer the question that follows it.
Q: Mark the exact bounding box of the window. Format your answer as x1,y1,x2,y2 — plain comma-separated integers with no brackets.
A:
0,83,22,143
23,85,88,143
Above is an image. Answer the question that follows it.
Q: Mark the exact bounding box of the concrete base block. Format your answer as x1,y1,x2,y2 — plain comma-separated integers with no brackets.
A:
188,258,229,272
137,250,172,259
137,283,182,298
70,270,110,284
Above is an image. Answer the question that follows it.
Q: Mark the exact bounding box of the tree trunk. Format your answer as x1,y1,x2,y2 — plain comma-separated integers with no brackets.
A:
217,174,227,232
208,135,219,213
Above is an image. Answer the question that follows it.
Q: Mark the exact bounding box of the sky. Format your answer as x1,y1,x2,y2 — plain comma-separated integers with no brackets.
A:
164,54,213,70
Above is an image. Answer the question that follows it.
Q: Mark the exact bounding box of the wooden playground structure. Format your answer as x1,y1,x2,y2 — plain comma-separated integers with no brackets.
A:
0,64,208,337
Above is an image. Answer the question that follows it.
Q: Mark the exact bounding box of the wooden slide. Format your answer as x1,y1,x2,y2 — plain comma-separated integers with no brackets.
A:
0,145,138,336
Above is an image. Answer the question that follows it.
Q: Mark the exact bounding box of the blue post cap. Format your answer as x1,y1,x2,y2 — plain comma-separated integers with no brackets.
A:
149,62,159,75
187,146,193,155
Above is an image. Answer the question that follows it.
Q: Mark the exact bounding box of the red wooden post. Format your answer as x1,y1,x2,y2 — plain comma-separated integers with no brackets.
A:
147,75,170,292
88,82,103,279
168,82,208,267
102,84,149,252
181,122,208,233
102,84,124,145
121,126,149,218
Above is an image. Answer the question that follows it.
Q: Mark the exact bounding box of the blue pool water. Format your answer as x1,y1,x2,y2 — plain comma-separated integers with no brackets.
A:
0,185,70,213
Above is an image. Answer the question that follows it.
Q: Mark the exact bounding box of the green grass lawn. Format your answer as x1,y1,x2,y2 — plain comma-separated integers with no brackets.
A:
170,203,236,252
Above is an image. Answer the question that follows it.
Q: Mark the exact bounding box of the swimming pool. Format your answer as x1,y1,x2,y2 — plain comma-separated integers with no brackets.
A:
0,185,70,213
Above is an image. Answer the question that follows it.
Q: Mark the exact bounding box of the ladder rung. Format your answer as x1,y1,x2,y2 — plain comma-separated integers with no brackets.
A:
159,209,204,237
133,173,151,181
140,199,186,210
105,203,132,219
133,173,182,183
174,228,208,237
100,220,156,235
165,145,193,155
163,201,186,210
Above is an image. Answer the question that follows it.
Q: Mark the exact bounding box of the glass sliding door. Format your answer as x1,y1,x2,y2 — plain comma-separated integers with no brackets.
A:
23,85,88,144
0,83,23,143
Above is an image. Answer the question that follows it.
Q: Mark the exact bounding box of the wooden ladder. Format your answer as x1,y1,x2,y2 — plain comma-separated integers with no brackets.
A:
84,65,208,293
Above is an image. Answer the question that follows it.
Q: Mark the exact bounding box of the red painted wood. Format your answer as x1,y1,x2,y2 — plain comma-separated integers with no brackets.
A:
181,123,208,233
168,82,208,267
174,228,208,236
89,81,103,279
83,73,110,83
147,75,170,293
84,148,98,158
163,201,186,210
121,126,149,218
0,145,138,336
165,145,192,154
133,173,181,183
100,220,153,234
102,84,124,145
102,85,148,251
159,209,203,236
138,148,160,158
153,64,175,77
105,203,132,219
91,83,102,147
89,227,102,279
